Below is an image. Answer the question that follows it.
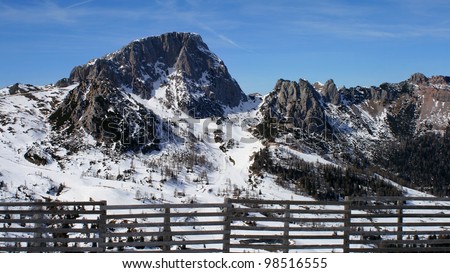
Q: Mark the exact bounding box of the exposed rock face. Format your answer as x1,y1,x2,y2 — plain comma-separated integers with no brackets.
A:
322,79,340,105
7,83,41,95
49,80,162,153
260,79,327,134
24,146,50,166
258,73,450,151
55,78,72,88
429,75,450,85
409,73,428,85
69,32,246,117
50,32,247,152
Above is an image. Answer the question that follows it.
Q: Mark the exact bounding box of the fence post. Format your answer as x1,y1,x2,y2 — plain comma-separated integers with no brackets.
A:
343,196,351,253
32,199,45,250
162,207,172,252
98,200,107,253
397,199,403,243
283,203,290,253
222,198,232,253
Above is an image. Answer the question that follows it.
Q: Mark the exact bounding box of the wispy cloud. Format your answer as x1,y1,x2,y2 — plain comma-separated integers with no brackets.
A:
238,0,450,40
66,0,94,9
0,0,147,25
153,0,246,50
0,1,82,24
193,20,247,50
294,19,450,39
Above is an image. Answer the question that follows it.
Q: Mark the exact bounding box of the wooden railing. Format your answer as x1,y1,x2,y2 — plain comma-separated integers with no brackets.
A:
1,197,450,253
104,202,226,253
227,199,347,253
0,201,106,253
347,197,450,252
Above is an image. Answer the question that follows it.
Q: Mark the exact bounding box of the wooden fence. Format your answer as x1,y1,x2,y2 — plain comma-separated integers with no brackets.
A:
0,201,106,253
1,197,450,253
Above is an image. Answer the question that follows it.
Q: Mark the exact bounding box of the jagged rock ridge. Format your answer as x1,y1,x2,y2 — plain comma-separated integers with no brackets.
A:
69,32,246,117
257,73,450,149
253,73,450,197
49,32,247,152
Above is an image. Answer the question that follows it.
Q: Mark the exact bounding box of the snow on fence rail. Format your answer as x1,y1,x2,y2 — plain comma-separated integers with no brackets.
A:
0,201,106,253
347,196,450,252
1,197,450,253
104,202,227,253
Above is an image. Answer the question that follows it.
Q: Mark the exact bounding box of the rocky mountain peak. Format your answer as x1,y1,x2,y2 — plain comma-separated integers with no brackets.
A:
3,83,41,95
429,75,450,85
49,32,248,153
408,73,428,85
258,73,450,153
322,79,340,105
69,32,246,117
261,78,327,134
407,73,450,87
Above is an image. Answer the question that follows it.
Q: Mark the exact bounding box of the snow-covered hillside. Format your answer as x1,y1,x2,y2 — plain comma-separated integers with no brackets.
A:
0,83,324,205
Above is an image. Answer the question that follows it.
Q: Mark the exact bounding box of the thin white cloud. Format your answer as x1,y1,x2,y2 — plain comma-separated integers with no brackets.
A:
0,1,78,24
239,0,450,40
193,20,244,49
153,0,247,50
0,0,151,25
66,0,94,9
294,18,450,39
218,34,240,48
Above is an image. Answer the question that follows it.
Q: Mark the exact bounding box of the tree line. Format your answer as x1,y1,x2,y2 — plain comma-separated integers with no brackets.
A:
251,147,402,201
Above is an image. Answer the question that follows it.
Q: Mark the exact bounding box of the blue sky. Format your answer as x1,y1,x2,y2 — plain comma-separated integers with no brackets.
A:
1,0,449,93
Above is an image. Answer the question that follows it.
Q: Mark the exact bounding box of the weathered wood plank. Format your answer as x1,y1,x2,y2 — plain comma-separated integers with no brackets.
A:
222,198,232,253
106,203,225,210
232,208,346,214
230,216,345,223
349,222,450,227
0,227,100,233
0,201,105,207
230,225,347,232
350,197,450,202
230,234,345,240
349,213,450,218
349,239,450,245
104,239,225,248
230,244,344,250
105,230,224,238
105,221,224,228
350,205,450,210
0,218,99,224
114,248,224,253
0,237,103,243
105,211,224,219
349,230,450,236
0,209,102,215
228,199,346,206
349,247,450,253
0,246,103,252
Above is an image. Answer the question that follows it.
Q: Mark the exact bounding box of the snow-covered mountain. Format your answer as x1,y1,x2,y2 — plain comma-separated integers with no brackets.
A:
0,32,449,205
69,32,246,117
259,73,450,146
255,73,450,198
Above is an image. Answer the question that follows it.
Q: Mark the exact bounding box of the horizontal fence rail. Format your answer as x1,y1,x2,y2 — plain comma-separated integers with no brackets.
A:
227,198,347,253
1,197,450,253
104,203,226,253
347,197,450,253
0,201,106,253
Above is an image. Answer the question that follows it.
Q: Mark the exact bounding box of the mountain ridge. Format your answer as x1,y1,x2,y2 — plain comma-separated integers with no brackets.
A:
0,32,449,205
68,32,246,116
